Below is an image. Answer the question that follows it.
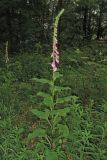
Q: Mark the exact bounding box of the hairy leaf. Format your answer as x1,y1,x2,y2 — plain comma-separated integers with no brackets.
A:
43,97,53,107
57,124,69,138
37,92,51,98
52,108,70,117
56,96,72,104
31,109,50,120
45,150,58,160
28,128,46,139
32,78,51,85
54,86,71,93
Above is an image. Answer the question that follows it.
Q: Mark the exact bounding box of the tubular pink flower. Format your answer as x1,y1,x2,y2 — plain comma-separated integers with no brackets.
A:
51,38,60,72
51,61,57,72
56,54,59,63
51,52,54,58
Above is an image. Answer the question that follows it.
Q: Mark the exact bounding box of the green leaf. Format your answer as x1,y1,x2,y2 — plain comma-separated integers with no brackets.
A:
45,150,58,160
32,78,51,85
28,128,46,139
56,96,72,104
52,108,70,117
31,109,50,120
54,86,71,93
37,92,53,108
37,92,51,98
57,124,69,138
43,97,53,108
53,116,61,126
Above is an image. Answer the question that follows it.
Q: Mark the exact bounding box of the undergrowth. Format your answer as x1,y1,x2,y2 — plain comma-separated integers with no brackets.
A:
0,45,107,159
0,11,107,159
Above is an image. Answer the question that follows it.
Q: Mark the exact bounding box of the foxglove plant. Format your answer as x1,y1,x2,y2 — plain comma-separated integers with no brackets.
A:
29,9,72,159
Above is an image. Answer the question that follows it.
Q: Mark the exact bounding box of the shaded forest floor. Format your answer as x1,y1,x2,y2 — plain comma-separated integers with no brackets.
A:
0,40,107,160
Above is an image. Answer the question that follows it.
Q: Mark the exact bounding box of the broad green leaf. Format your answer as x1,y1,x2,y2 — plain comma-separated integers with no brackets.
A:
57,124,69,138
52,108,70,117
37,92,51,98
43,97,53,107
32,78,51,85
45,150,58,160
31,109,50,120
54,86,71,93
37,92,53,107
28,128,46,139
53,115,61,126
56,96,72,104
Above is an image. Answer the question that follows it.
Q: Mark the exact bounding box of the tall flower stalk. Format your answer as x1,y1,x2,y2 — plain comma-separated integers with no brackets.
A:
51,9,64,72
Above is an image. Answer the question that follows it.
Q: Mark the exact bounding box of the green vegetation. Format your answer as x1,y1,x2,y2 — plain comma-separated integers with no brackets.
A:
0,0,107,160
0,45,107,159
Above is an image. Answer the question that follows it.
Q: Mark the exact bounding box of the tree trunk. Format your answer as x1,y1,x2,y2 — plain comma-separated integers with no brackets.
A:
87,8,92,40
6,8,13,54
97,1,104,39
83,5,88,39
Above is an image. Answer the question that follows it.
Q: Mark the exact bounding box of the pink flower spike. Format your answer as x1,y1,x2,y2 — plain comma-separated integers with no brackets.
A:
50,9,64,72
